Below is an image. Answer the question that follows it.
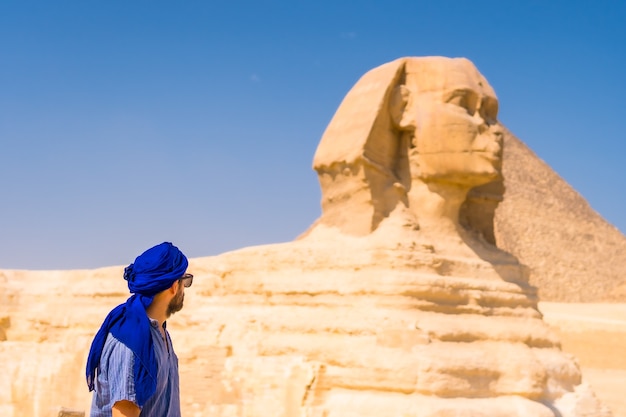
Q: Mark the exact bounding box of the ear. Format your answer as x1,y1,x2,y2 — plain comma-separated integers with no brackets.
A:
389,84,416,131
168,280,180,294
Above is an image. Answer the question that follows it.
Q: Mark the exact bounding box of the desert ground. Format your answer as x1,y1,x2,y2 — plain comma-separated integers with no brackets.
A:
539,302,626,417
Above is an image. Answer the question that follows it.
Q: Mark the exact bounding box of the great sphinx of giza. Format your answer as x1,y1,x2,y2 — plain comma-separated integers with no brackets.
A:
0,57,616,416
175,57,609,416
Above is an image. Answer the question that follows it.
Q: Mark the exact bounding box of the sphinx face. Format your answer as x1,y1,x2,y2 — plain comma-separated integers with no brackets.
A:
405,59,503,187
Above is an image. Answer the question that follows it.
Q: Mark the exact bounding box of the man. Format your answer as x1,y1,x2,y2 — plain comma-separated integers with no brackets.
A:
86,242,193,417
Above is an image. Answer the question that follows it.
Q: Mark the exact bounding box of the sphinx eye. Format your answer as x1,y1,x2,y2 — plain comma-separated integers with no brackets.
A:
480,97,499,125
445,89,478,115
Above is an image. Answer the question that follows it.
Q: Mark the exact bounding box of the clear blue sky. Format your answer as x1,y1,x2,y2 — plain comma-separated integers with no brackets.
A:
1,1,624,270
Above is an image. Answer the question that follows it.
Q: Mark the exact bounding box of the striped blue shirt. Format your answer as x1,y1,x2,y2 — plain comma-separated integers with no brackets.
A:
90,318,181,417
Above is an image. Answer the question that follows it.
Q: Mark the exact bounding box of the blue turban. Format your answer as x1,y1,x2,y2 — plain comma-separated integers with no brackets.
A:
86,242,188,406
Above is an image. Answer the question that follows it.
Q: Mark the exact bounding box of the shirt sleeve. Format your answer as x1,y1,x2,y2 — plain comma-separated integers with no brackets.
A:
94,334,139,410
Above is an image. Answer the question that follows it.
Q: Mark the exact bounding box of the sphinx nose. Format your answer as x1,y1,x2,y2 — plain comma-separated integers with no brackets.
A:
472,113,489,134
490,125,504,142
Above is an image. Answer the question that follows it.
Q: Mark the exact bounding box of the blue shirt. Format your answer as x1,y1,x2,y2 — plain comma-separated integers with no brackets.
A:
90,318,181,417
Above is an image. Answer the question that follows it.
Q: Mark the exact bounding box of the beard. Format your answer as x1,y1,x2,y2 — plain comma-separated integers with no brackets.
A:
166,285,185,318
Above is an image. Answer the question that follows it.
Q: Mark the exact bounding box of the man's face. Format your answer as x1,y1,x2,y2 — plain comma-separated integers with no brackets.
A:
166,281,185,318
405,58,503,187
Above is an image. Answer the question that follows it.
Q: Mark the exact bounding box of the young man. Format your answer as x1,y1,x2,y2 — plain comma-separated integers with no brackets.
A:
86,242,193,417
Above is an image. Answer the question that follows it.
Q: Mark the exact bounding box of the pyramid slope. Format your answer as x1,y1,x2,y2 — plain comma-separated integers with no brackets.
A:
495,131,626,302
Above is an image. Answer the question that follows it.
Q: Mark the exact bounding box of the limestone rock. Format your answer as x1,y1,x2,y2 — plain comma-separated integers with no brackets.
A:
170,233,609,416
0,268,125,416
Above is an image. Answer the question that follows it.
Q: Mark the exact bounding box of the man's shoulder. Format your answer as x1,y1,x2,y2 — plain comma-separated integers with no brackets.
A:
103,332,129,349
100,333,134,366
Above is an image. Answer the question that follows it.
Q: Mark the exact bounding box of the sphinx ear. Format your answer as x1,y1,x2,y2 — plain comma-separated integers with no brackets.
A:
389,85,416,131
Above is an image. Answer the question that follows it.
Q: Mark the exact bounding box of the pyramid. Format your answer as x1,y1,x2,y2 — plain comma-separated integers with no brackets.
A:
495,132,626,302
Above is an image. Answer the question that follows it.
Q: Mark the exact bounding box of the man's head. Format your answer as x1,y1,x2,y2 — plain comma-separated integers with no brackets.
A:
123,242,189,297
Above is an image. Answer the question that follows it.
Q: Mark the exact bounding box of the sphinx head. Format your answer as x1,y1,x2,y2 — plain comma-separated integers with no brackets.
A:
309,57,504,237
